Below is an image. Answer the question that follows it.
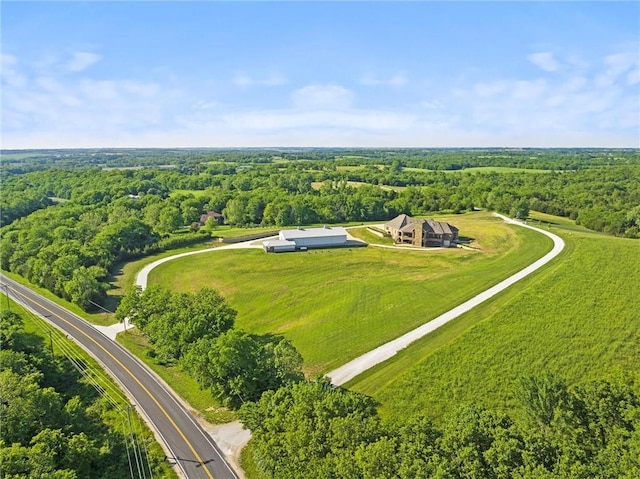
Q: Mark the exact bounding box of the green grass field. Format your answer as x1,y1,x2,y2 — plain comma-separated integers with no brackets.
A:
453,166,555,174
403,166,555,174
310,180,406,192
148,213,552,375
349,215,640,423
168,188,210,197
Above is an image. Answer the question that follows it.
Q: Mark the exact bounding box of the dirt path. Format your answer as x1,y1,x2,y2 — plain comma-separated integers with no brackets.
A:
326,213,565,386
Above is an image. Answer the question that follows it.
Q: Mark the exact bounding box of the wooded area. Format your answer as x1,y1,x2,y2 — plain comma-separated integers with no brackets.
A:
115,286,304,409
239,375,640,478
0,306,172,479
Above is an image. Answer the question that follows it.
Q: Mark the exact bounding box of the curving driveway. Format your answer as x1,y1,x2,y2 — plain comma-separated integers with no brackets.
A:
136,240,265,290
327,213,565,385
131,213,565,463
134,215,565,386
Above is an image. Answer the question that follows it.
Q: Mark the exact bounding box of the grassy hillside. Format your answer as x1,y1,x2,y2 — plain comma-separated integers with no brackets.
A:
349,215,640,422
148,213,552,374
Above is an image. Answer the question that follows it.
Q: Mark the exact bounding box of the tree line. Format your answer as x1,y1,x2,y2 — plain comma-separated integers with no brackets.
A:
2,148,637,173
115,286,304,409
239,373,640,478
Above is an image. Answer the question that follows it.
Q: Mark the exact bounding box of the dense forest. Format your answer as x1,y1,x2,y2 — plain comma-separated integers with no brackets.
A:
1,149,638,311
239,375,640,478
0,306,171,478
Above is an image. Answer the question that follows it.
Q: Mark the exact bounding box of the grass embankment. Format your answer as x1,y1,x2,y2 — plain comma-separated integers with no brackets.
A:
1,270,115,326
348,226,395,246
148,213,552,375
350,213,640,423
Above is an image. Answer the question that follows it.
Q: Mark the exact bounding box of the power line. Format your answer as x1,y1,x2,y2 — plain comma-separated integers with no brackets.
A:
3,286,155,479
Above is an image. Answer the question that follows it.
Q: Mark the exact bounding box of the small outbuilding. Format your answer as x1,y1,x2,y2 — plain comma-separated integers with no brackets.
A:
263,239,297,253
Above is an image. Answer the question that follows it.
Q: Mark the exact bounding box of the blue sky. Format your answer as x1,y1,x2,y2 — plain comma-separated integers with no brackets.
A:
2,1,639,148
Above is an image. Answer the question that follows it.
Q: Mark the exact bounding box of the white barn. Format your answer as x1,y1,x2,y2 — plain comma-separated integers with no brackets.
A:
263,226,348,252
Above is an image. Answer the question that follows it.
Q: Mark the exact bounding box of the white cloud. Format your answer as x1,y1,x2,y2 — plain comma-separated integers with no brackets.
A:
233,73,252,87
451,50,638,144
2,53,169,139
121,81,160,98
595,52,638,87
67,52,102,72
80,79,119,100
233,72,287,87
527,52,560,72
35,76,61,92
193,100,218,110
420,100,442,110
627,69,640,86
291,84,354,109
473,80,508,98
222,109,416,131
1,54,27,87
360,72,408,87
564,76,587,92
511,79,547,100
2,43,638,149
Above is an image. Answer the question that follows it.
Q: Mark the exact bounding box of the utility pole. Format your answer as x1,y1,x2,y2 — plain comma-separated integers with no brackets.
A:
1,283,10,312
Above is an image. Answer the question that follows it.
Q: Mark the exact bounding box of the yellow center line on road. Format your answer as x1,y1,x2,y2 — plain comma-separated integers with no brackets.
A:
10,286,216,479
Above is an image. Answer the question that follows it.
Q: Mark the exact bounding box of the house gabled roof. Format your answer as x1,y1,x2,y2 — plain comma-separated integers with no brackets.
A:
199,211,224,223
399,222,417,233
385,214,413,231
424,219,458,236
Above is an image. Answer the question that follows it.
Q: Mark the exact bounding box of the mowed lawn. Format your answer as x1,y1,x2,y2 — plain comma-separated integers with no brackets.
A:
148,213,552,375
350,219,640,422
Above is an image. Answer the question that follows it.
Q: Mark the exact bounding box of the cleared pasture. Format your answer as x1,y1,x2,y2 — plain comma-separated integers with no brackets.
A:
310,180,406,192
148,213,552,374
403,166,555,174
350,217,640,422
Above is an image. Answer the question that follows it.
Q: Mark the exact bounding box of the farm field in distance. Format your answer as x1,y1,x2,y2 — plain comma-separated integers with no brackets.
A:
148,212,553,374
349,212,640,422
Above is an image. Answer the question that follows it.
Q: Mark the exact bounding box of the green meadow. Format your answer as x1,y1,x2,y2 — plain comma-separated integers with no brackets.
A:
148,213,552,375
402,166,555,174
310,180,407,192
350,214,640,422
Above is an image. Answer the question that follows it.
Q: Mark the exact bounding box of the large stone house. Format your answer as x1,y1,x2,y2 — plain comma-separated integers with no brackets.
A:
384,214,459,247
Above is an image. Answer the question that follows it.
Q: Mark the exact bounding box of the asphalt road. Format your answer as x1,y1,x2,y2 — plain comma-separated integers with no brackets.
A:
1,274,238,479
